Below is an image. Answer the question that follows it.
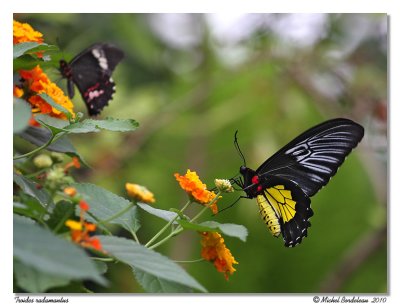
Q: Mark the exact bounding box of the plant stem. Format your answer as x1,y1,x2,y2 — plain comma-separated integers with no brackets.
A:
148,227,183,250
52,205,75,233
173,258,205,263
130,229,140,244
85,211,113,235
145,200,191,248
13,132,63,160
190,191,221,223
25,169,48,178
91,257,114,262
148,192,221,250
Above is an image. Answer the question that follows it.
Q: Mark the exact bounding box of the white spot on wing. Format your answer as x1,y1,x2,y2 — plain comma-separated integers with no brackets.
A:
92,48,101,58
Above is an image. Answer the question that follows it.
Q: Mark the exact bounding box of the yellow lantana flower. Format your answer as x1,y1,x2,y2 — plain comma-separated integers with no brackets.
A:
126,183,156,204
13,20,43,45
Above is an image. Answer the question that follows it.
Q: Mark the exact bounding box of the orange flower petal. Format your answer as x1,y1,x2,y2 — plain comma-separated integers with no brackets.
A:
175,170,219,211
79,200,90,211
200,232,238,280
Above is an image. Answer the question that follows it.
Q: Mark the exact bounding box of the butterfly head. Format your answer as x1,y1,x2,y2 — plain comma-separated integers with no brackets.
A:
59,60,72,78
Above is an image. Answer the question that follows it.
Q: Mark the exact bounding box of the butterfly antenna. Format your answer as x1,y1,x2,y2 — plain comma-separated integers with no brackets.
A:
212,196,247,216
56,37,64,56
234,130,246,167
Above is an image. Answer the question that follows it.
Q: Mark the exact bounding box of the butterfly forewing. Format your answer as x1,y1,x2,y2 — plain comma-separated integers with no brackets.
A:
60,43,124,116
257,118,364,197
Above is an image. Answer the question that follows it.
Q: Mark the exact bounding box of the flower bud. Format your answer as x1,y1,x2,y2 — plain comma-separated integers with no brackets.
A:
33,154,53,168
214,179,234,193
126,183,155,204
64,187,77,197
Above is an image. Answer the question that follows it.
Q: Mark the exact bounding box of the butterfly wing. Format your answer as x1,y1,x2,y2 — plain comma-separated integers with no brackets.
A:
258,176,313,247
257,118,364,197
67,43,124,115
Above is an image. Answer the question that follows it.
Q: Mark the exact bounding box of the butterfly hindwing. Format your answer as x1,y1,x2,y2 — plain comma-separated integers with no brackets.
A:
257,176,313,247
60,43,124,116
256,118,364,197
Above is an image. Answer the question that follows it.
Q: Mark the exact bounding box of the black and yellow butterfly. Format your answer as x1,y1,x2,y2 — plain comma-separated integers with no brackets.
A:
233,118,364,247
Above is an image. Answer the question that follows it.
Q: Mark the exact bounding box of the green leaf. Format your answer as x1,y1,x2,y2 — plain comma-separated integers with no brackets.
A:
137,202,179,224
13,54,42,71
178,220,248,242
201,221,248,242
13,98,32,133
65,118,139,134
13,172,53,207
13,214,107,286
72,183,139,233
133,268,193,293
13,198,47,220
99,235,206,292
46,201,75,232
13,42,40,59
13,42,58,59
38,93,72,120
35,114,70,135
95,261,108,275
14,260,70,293
18,126,86,163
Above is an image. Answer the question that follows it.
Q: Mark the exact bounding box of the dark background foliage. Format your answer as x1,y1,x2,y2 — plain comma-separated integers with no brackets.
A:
14,13,387,293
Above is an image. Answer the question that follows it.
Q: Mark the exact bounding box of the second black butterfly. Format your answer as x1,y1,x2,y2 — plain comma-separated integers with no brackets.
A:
59,43,124,116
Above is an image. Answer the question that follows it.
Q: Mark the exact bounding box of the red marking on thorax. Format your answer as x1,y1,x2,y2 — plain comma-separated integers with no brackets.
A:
251,175,259,184
257,185,262,192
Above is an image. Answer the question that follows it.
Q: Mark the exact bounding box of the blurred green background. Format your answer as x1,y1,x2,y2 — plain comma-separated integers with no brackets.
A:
15,13,387,293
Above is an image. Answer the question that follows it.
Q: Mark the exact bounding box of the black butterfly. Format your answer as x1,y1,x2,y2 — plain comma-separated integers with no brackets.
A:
232,118,364,247
59,43,124,116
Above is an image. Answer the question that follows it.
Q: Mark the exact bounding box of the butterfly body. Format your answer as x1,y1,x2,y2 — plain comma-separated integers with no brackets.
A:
59,43,124,116
235,118,364,247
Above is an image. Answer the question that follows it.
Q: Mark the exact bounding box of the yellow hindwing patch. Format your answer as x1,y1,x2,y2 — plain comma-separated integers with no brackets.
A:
265,185,297,223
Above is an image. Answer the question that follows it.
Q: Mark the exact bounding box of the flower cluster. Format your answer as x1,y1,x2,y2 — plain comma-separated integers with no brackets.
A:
65,198,102,251
126,183,155,204
200,231,238,280
174,170,219,214
39,156,80,190
17,65,75,120
13,20,43,45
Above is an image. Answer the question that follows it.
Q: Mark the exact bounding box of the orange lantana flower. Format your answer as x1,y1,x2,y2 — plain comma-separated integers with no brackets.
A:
13,20,43,45
19,65,75,120
64,157,81,172
200,232,238,280
65,200,102,251
174,170,219,214
66,221,102,251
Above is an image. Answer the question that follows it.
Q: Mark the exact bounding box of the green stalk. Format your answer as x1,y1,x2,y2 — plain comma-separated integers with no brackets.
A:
174,258,204,263
145,200,191,248
13,132,64,160
190,191,221,223
148,192,221,250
